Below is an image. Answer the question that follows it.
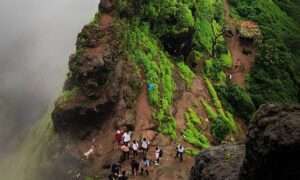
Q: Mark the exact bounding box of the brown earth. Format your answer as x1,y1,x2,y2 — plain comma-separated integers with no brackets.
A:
224,0,256,87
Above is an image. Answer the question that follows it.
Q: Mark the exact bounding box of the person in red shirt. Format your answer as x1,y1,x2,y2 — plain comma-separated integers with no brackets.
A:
115,129,123,145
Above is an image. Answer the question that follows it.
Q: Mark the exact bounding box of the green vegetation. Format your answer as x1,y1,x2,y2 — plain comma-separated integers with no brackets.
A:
200,78,237,141
211,117,230,141
177,61,195,87
115,0,245,139
204,58,227,84
56,87,79,107
216,84,255,123
229,0,300,106
121,22,177,138
183,108,210,148
220,51,233,68
204,78,237,131
185,148,200,157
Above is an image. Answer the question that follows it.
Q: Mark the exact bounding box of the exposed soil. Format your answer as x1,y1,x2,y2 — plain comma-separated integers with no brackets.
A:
224,0,256,87
134,85,157,141
174,77,213,142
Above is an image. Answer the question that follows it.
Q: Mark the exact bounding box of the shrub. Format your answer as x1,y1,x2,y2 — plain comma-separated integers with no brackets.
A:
231,0,300,106
211,117,230,142
216,84,256,123
177,61,195,87
121,22,177,138
183,108,210,148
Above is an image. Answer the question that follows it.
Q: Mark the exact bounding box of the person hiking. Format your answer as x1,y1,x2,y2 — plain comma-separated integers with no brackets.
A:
120,143,130,161
176,144,185,162
155,146,162,165
122,131,131,144
109,162,120,180
131,140,139,158
118,171,128,180
115,129,123,145
111,162,121,175
130,159,140,176
141,138,150,156
140,157,150,176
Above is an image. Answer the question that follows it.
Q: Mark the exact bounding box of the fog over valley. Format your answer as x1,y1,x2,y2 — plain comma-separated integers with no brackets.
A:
0,0,98,156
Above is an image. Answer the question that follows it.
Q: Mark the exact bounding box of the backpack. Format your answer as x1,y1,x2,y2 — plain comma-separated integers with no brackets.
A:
159,149,163,157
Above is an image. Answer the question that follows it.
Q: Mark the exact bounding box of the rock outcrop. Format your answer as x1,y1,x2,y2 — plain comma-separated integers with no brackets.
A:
190,144,244,180
52,12,143,138
240,104,300,180
190,104,300,180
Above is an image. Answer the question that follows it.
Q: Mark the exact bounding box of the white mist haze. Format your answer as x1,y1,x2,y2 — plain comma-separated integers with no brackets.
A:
0,0,99,156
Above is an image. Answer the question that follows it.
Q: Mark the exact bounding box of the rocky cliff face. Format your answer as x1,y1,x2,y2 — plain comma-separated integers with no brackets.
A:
49,0,299,179
190,104,300,180
52,2,143,139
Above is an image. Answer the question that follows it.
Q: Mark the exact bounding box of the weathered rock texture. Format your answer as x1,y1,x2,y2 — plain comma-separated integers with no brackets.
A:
52,13,143,138
190,104,300,180
190,144,245,180
240,104,300,180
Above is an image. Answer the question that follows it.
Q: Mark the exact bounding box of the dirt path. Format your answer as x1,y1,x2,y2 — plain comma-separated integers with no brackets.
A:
175,77,210,132
224,0,256,87
134,85,157,141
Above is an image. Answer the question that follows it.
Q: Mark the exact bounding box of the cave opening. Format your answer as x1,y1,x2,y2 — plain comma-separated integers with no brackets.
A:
161,29,195,59
53,102,115,139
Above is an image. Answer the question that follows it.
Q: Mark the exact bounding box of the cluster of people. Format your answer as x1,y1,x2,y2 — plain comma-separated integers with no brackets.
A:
108,129,185,179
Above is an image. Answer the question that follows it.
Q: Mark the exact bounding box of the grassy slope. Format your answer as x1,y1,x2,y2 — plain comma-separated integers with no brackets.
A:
230,0,300,106
116,0,239,144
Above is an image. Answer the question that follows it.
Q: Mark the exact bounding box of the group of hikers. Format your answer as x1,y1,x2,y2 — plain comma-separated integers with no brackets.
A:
107,129,186,179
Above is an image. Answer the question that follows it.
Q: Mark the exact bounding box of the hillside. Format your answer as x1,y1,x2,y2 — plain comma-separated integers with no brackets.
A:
49,0,300,179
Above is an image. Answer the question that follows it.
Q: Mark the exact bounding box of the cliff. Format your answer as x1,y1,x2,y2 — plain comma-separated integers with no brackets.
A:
50,0,300,179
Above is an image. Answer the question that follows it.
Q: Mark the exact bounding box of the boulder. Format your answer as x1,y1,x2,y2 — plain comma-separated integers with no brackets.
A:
240,104,300,180
190,104,300,180
99,0,114,13
190,144,245,180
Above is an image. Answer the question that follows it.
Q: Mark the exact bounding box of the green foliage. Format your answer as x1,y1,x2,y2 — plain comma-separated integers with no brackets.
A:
56,87,79,107
76,16,102,50
177,61,195,87
211,117,230,141
193,0,225,55
201,99,218,120
216,84,256,123
84,177,93,180
115,0,240,139
230,0,300,106
204,59,227,84
204,78,237,132
121,22,177,138
185,148,200,157
273,0,300,24
220,51,233,68
183,108,210,148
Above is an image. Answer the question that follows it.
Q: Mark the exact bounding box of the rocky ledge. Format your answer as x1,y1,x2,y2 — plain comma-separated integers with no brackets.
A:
190,104,300,180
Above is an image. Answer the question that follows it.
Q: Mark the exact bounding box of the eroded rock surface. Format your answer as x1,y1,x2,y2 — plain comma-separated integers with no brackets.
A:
190,104,300,180
190,144,244,180
240,104,300,180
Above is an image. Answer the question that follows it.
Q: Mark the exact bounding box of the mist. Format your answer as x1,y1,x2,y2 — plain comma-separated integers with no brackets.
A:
0,0,99,156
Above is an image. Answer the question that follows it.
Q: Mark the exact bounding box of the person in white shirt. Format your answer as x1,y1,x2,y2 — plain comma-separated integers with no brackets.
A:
122,131,131,144
176,144,185,162
141,138,150,156
131,140,139,158
155,146,162,165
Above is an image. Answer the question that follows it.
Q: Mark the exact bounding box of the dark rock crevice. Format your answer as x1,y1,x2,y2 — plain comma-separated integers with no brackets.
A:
161,29,195,58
